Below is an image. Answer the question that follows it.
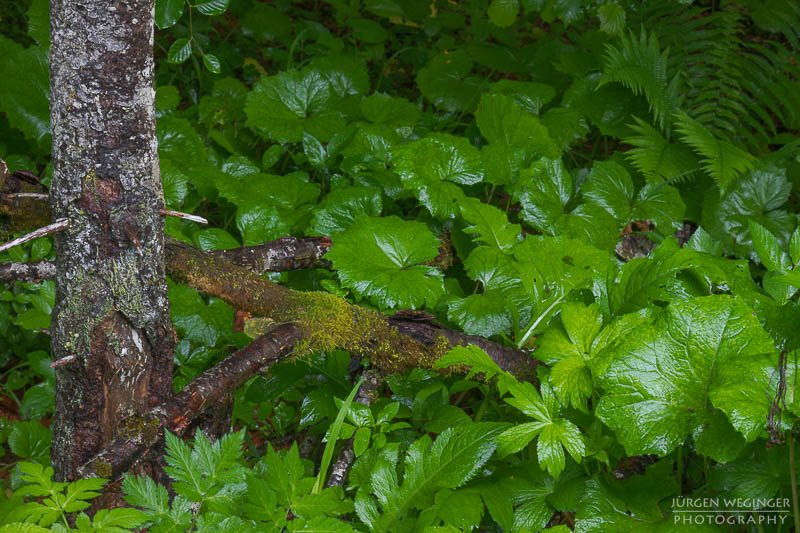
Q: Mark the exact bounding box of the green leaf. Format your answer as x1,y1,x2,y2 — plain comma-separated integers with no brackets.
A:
435,345,507,382
703,165,795,255
460,198,520,250
675,111,757,191
167,38,192,64
416,50,488,113
202,53,221,74
360,93,421,127
362,423,508,532
597,2,625,34
315,377,365,494
392,134,483,218
0,38,50,142
448,291,512,337
624,116,699,183
354,427,371,457
475,93,559,158
195,0,229,16
537,419,584,478
309,186,382,236
193,228,240,251
514,157,573,231
488,0,519,27
749,220,790,272
349,18,388,43
327,215,444,309
26,0,49,48
583,160,634,223
155,0,184,28
490,80,556,115
245,68,343,143
8,421,51,460
790,226,800,266
596,296,776,458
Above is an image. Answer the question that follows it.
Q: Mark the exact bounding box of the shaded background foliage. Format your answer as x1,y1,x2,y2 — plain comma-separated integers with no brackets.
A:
0,0,799,531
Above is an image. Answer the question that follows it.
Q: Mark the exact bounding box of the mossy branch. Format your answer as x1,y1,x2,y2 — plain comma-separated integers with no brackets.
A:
165,238,540,379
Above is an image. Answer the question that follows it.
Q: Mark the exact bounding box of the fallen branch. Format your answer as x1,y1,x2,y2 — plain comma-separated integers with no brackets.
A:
165,238,540,379
78,323,301,480
211,236,332,273
0,260,57,282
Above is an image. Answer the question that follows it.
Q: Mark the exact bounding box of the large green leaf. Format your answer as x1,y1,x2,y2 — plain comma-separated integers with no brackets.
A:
596,296,776,458
0,38,49,143
309,186,383,236
245,68,344,143
327,216,445,309
475,94,559,158
392,134,483,218
459,198,520,251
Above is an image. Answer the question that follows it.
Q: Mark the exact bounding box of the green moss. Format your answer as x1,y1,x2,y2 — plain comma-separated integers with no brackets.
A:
119,414,160,443
88,459,112,479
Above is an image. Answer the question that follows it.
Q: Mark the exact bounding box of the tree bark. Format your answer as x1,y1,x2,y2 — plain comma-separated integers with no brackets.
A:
49,0,173,482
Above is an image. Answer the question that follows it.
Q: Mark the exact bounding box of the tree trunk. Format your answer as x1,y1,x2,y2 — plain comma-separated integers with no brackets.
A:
49,0,173,483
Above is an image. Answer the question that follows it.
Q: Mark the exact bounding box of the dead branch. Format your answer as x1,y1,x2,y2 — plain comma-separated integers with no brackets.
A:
0,219,69,254
78,323,301,480
165,238,541,379
158,209,209,225
0,260,57,282
211,236,332,273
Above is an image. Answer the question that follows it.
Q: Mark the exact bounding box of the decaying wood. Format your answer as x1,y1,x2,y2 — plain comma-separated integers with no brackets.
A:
165,238,540,379
211,236,332,273
78,324,300,480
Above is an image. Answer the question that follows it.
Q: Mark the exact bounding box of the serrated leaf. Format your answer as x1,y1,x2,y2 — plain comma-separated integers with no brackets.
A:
447,291,512,337
542,107,589,150
155,0,184,28
309,186,382,236
327,215,444,309
675,111,757,191
596,296,776,458
475,93,559,158
488,0,520,27
195,0,229,16
167,38,192,64
245,68,343,144
365,423,508,532
435,345,506,382
460,198,520,250
392,134,483,218
749,220,790,272
597,2,625,34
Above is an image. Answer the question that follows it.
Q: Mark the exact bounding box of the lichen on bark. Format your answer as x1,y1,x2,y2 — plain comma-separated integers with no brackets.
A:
49,0,173,482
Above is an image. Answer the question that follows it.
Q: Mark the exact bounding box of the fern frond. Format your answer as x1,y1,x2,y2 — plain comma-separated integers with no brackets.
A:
598,28,682,132
674,111,756,191
745,0,800,49
624,116,700,184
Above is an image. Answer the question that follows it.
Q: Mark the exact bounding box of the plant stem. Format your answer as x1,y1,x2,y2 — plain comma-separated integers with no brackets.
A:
789,426,800,533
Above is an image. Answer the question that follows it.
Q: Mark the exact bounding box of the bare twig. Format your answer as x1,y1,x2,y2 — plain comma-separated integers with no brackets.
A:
0,218,69,254
158,209,208,225
5,192,49,200
0,261,57,282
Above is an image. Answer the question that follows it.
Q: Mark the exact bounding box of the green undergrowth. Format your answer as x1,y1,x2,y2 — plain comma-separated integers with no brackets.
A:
1,0,799,531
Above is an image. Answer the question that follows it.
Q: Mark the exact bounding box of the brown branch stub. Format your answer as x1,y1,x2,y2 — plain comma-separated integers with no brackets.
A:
210,236,332,273
158,209,208,225
0,260,56,282
78,323,301,480
0,218,69,254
